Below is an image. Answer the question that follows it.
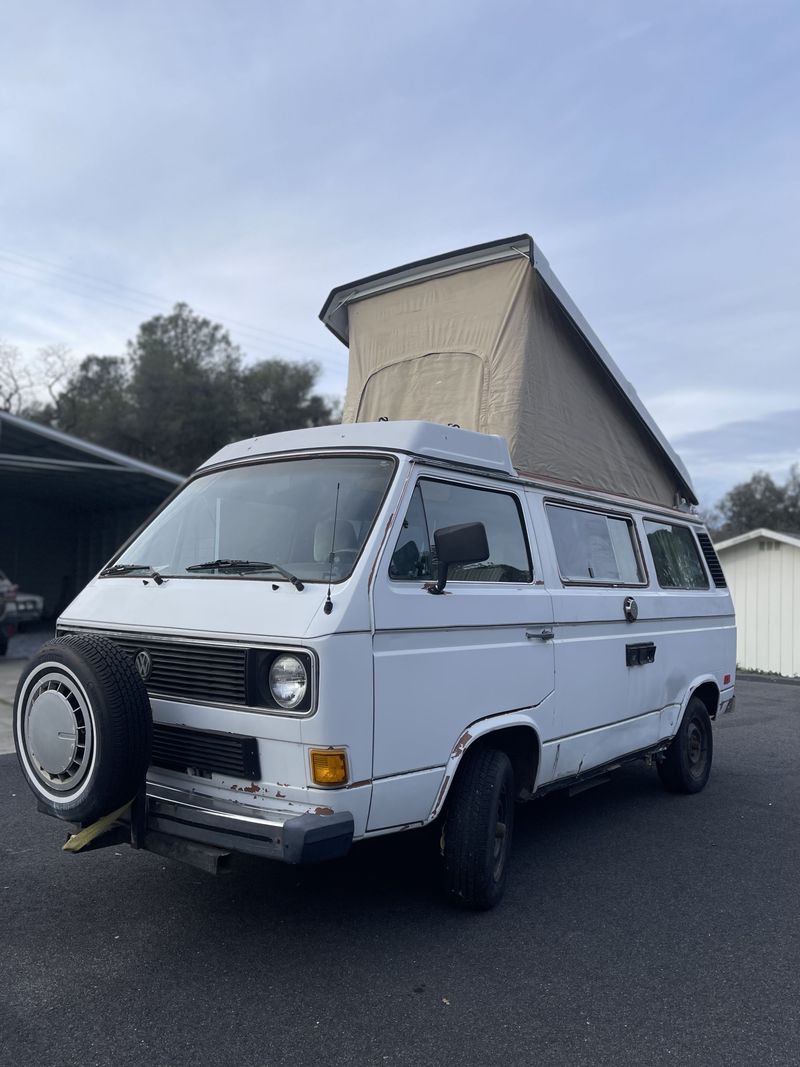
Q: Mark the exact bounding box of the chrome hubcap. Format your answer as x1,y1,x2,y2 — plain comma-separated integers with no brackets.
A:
23,673,93,791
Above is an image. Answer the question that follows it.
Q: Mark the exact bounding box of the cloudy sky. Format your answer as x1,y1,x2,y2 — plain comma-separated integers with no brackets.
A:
1,0,798,507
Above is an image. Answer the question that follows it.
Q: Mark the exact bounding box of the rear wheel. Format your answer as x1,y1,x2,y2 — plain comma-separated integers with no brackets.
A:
441,747,515,910
13,634,152,823
657,696,713,794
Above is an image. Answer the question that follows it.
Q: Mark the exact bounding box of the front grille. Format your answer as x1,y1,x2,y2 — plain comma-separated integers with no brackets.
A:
109,634,247,706
697,531,727,588
152,723,261,779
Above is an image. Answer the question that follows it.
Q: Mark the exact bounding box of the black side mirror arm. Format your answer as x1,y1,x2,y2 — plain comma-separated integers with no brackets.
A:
425,521,489,595
426,562,450,595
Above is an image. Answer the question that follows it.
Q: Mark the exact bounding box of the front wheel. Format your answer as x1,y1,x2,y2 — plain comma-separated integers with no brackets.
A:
657,696,713,794
440,747,515,910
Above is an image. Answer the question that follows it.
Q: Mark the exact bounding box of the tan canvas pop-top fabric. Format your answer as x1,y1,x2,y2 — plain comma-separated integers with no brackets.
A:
342,257,681,507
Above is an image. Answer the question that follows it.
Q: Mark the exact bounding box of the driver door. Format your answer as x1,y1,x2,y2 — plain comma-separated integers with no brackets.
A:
368,474,554,830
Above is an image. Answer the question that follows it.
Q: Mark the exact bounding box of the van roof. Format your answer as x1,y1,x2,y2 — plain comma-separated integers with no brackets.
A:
200,420,698,518
199,420,516,475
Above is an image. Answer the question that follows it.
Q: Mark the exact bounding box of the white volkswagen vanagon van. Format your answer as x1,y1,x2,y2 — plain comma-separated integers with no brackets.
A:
13,236,736,908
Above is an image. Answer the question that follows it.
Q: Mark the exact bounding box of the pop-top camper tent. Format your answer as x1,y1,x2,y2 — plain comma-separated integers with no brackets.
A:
320,234,696,510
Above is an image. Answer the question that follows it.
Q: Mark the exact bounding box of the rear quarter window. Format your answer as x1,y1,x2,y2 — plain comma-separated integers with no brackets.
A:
644,520,709,589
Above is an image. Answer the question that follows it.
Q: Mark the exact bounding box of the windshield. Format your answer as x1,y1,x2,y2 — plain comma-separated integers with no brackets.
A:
111,454,396,583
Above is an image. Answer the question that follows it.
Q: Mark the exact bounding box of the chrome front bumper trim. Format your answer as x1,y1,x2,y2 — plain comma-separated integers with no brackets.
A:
145,781,354,863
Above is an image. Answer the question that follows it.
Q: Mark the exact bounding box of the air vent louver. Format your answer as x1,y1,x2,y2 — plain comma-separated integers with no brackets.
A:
697,531,727,588
151,724,260,779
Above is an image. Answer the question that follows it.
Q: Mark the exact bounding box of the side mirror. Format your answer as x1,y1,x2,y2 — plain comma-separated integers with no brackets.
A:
429,522,489,594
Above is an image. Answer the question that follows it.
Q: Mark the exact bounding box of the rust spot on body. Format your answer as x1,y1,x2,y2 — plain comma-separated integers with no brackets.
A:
451,731,472,758
346,779,371,790
312,805,334,816
243,782,260,794
275,790,286,799
433,774,451,813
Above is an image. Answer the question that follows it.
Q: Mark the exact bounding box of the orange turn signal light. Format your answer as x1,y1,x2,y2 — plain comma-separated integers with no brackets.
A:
310,748,348,787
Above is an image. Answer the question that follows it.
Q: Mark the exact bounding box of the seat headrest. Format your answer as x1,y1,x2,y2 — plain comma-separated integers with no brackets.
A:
313,519,358,562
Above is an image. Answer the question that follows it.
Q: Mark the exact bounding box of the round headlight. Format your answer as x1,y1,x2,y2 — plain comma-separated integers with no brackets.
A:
268,654,308,709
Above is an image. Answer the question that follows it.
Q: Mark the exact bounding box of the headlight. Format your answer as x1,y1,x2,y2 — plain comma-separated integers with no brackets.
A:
268,654,308,709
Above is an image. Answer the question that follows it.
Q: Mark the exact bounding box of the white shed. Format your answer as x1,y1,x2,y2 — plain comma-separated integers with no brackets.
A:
715,528,800,677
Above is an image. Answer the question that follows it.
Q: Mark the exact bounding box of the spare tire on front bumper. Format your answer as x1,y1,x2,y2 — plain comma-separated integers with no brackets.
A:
13,634,152,824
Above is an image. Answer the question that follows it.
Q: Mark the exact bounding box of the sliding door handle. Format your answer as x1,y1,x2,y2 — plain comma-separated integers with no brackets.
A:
526,628,554,641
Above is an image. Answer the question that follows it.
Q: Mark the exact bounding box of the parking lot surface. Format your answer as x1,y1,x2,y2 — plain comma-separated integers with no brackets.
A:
1,678,798,1067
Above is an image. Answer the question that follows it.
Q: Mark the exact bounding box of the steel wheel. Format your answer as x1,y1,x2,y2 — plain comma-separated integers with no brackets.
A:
657,695,714,794
441,747,516,909
492,781,510,883
685,718,709,783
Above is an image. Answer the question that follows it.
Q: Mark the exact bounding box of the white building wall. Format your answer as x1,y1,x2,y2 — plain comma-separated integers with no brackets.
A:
719,540,800,677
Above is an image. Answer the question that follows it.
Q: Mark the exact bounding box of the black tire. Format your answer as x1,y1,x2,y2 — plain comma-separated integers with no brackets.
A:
441,747,515,910
0,633,7,656
657,696,713,794
13,634,152,823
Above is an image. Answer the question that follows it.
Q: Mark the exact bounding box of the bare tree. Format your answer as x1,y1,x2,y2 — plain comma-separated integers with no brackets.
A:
36,343,76,405
0,340,34,413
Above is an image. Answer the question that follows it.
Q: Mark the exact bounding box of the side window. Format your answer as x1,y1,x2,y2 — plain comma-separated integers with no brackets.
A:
546,504,644,584
644,520,709,589
389,480,532,583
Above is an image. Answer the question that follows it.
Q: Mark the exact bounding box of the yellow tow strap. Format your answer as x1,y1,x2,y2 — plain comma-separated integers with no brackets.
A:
62,800,134,853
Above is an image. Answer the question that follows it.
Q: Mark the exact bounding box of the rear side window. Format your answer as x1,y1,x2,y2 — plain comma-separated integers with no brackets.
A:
644,521,709,589
389,479,532,583
546,504,644,584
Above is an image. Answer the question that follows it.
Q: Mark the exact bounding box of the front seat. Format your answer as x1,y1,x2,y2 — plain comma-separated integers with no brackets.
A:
313,519,359,575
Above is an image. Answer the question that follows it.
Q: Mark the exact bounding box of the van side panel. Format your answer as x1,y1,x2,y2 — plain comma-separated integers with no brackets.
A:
528,490,735,787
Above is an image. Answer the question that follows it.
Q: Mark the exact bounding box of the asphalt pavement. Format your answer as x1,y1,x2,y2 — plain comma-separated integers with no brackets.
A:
1,678,798,1067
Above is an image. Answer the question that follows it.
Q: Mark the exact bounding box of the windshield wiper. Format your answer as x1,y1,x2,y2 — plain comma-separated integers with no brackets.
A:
185,559,304,590
99,563,165,585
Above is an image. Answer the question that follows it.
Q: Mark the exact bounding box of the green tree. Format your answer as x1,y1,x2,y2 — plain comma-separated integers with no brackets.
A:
237,359,336,437
712,465,800,539
33,355,137,454
27,304,338,474
127,303,243,473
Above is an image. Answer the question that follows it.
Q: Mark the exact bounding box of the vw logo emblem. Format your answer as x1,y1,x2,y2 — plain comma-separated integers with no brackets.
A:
134,649,152,681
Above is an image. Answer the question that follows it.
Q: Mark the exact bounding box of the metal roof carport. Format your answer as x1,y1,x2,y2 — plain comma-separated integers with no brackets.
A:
0,411,182,618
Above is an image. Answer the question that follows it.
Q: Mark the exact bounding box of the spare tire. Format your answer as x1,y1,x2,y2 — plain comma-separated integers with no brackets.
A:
13,634,152,823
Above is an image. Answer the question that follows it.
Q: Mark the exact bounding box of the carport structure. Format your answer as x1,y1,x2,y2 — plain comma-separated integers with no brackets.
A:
0,411,182,618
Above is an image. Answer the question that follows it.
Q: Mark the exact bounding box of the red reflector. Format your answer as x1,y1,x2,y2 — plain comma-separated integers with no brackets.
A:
723,674,731,685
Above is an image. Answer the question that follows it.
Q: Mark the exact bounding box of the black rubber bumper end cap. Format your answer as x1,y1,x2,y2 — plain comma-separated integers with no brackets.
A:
282,811,355,865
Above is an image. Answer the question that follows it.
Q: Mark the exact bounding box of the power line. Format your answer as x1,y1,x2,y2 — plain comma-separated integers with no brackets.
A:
0,245,348,368
0,245,340,355
0,263,156,319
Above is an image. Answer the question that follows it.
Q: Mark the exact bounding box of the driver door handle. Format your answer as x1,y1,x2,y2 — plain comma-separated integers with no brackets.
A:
526,628,554,641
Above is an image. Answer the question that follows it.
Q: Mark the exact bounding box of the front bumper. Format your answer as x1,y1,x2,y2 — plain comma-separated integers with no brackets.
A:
145,781,354,864
16,603,43,624
718,685,736,716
